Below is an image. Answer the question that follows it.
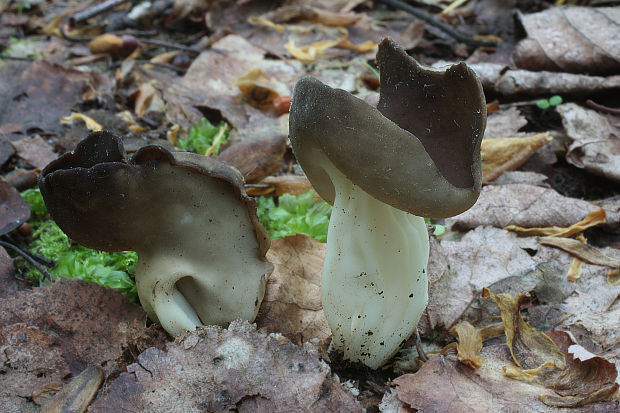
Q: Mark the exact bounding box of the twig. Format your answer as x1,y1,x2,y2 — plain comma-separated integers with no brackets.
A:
139,38,203,54
375,0,499,47
586,99,620,116
0,240,54,281
68,0,129,26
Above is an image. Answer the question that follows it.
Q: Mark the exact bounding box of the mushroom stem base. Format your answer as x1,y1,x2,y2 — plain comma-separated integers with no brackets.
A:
323,170,429,369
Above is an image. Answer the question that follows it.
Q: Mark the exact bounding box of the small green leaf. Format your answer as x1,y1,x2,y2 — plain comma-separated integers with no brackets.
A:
536,99,550,110
256,191,331,243
548,95,563,106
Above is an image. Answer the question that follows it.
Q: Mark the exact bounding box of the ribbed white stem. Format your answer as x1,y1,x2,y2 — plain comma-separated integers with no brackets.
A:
322,167,429,369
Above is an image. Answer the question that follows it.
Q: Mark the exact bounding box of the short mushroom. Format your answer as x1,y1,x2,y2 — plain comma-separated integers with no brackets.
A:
289,38,486,368
38,131,273,336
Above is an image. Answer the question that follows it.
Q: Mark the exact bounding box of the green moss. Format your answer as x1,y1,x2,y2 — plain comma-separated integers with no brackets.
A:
256,191,332,243
18,188,138,301
177,117,229,156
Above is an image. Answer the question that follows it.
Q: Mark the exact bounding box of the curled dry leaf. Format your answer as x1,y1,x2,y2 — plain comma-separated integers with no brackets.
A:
60,112,102,131
481,133,553,184
449,184,600,232
255,234,331,345
392,343,619,413
245,175,313,197
557,103,620,183
513,7,620,75
537,236,620,269
235,69,283,108
482,288,566,370
249,5,362,27
505,208,606,238
484,290,619,407
217,135,287,183
452,321,484,369
88,321,361,412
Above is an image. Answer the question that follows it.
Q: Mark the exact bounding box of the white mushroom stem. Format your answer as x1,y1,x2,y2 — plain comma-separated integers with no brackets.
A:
322,164,429,369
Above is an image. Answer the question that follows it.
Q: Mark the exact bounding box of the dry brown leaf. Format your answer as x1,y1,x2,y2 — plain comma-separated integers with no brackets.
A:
452,321,484,369
235,69,282,108
88,321,361,412
11,135,57,170
483,106,527,139
249,5,362,27
392,343,618,413
0,61,94,137
0,178,30,236
538,236,620,269
482,288,566,370
88,34,139,57
481,133,553,183
608,269,620,285
566,256,585,282
505,208,606,237
217,135,287,183
513,7,620,75
255,235,331,345
246,175,314,197
558,103,620,183
0,278,167,376
134,81,165,117
449,184,600,232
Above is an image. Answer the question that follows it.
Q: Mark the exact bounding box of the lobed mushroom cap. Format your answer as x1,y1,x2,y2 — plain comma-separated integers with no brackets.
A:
289,38,486,218
38,131,270,257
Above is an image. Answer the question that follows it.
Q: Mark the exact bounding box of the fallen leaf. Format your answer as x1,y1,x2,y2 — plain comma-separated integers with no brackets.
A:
0,60,95,137
245,175,313,197
452,321,484,369
235,69,283,108
256,235,331,345
88,321,361,412
557,103,620,183
448,184,600,232
0,278,168,376
88,34,139,57
0,323,71,412
538,236,620,268
0,177,30,235
134,80,165,118
217,135,286,183
0,135,15,166
483,288,566,370
249,5,362,27
60,112,103,131
481,133,553,183
41,365,103,413
393,344,618,413
513,7,620,75
11,135,57,169
483,106,528,139
505,208,606,237
490,171,550,187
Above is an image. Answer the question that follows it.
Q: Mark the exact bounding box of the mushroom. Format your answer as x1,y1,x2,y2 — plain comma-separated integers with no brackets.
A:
289,38,486,368
38,131,273,336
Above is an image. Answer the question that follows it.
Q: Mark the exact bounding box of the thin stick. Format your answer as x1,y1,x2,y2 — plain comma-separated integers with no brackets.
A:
0,240,54,281
68,0,129,26
375,0,498,47
204,124,230,157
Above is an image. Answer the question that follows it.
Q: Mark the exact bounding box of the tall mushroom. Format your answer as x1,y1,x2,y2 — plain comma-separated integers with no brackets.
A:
38,131,273,336
289,38,486,368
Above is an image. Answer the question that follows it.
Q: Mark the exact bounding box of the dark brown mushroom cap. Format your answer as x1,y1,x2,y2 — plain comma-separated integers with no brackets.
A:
38,131,270,257
289,38,486,218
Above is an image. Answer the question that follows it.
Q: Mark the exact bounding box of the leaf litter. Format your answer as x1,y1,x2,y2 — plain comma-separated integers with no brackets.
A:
0,0,619,411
